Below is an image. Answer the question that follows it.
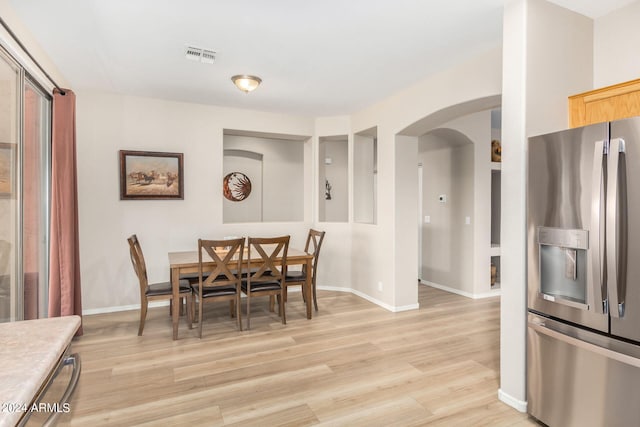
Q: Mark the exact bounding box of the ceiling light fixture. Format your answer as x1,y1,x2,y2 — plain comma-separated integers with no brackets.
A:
231,75,262,93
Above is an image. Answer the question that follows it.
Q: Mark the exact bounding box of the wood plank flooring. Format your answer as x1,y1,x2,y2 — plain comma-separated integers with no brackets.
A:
53,286,540,426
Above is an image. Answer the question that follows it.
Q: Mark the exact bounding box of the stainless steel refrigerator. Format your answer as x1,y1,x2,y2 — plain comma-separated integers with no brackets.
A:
527,117,640,427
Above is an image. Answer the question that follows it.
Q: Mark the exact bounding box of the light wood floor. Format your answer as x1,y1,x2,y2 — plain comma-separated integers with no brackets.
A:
54,286,540,426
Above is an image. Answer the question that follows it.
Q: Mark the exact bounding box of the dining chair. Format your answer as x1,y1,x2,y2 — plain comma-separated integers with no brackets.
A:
192,238,244,338
127,234,192,336
180,236,242,285
243,236,290,330
284,229,325,311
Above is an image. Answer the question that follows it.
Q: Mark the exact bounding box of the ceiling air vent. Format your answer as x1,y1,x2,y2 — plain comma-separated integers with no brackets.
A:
200,49,216,64
185,46,216,64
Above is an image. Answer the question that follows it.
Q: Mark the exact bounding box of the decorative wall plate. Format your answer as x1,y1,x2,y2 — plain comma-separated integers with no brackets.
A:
223,172,252,201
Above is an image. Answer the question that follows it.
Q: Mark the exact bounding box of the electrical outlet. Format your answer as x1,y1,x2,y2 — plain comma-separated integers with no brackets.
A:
424,215,431,223
378,281,383,291
465,216,471,225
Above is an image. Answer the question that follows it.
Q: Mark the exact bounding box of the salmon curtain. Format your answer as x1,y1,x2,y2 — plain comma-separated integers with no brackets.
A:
49,88,83,335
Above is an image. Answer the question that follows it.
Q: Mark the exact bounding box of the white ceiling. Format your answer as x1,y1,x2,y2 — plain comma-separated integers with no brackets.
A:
8,0,636,117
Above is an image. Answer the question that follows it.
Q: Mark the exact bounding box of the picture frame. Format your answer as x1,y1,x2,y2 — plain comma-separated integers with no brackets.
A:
0,143,16,198
119,150,184,200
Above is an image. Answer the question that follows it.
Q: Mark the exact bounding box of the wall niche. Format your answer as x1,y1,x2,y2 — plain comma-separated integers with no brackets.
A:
319,135,348,223
223,129,308,223
354,126,377,224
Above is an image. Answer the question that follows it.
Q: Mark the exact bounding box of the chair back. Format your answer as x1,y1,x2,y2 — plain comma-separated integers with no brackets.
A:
304,229,325,279
127,235,148,292
247,236,290,284
198,238,244,288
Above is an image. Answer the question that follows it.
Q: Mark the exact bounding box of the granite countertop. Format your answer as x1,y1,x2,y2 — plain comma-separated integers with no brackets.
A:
0,316,80,427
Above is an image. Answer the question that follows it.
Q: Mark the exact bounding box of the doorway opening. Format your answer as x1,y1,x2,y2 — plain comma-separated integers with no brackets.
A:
397,96,502,302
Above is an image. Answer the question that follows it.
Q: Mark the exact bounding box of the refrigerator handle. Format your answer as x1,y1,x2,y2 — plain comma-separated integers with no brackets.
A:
528,319,640,368
607,138,627,318
590,139,607,314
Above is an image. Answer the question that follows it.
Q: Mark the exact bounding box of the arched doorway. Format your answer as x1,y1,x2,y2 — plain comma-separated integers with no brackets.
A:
396,95,501,303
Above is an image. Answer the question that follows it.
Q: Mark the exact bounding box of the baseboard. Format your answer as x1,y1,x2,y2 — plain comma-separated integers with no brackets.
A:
349,288,419,312
82,300,169,316
317,285,351,293
498,389,527,413
350,288,395,312
83,285,420,316
421,280,501,299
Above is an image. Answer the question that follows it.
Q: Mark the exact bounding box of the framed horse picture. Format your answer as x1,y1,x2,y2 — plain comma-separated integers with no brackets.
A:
119,150,184,200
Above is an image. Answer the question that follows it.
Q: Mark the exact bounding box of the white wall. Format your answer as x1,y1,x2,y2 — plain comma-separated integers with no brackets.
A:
593,1,640,88
419,138,474,294
499,0,593,410
76,90,316,311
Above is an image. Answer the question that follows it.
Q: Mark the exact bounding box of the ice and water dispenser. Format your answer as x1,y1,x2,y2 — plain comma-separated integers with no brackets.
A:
538,227,589,309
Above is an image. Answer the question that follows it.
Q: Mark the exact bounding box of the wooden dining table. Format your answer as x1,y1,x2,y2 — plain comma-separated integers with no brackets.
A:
168,247,313,340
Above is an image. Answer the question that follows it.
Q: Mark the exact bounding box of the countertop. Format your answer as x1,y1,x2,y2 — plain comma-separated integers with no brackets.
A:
0,316,80,427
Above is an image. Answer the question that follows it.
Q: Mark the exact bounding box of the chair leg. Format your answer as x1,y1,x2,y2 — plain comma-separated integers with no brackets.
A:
236,294,243,331
138,298,148,336
269,295,275,312
191,294,197,324
198,296,203,338
169,298,185,316
279,290,286,325
186,295,193,329
313,281,318,311
246,293,251,330
229,300,235,318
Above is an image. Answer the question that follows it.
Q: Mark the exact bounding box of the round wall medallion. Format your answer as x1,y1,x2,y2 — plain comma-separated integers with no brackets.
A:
223,172,252,201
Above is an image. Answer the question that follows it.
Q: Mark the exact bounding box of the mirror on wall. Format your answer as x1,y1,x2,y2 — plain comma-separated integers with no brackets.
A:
319,135,348,223
223,129,308,223
354,126,377,224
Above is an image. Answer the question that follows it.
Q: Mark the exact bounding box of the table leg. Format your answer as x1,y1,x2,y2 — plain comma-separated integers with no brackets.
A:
171,267,180,340
305,259,312,319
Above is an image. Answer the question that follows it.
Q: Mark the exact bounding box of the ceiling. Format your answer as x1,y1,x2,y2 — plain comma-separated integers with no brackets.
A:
8,0,636,117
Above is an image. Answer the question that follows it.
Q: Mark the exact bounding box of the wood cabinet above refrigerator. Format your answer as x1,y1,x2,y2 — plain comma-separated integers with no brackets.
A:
569,78,640,128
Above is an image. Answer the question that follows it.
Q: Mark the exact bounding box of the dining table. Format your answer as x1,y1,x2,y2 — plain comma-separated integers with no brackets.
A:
168,246,313,340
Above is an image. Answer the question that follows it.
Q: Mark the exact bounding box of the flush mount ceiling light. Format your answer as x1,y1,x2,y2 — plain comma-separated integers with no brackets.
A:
231,75,262,93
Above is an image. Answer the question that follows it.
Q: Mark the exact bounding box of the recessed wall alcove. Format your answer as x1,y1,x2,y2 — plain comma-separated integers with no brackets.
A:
222,129,310,224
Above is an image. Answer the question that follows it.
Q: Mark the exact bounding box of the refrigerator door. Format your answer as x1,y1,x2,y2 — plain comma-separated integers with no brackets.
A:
528,313,640,427
609,117,640,342
528,124,608,332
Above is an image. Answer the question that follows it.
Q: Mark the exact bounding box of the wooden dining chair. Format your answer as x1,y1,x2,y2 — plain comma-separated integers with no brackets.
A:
192,238,244,338
243,236,290,330
127,235,192,336
284,229,325,311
